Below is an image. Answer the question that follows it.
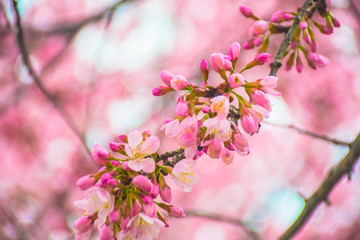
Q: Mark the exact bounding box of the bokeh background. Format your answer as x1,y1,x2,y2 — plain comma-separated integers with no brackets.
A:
1,0,360,239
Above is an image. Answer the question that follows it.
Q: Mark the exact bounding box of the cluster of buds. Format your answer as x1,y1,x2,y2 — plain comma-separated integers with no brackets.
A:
239,2,339,72
74,42,279,239
155,42,279,164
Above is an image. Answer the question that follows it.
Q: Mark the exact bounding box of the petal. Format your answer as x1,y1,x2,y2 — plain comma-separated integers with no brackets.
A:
184,144,197,159
128,130,143,149
127,160,144,172
141,158,155,173
140,136,160,154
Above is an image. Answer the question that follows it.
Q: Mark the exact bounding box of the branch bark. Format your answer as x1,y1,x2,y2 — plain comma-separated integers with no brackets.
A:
279,133,360,239
11,0,93,160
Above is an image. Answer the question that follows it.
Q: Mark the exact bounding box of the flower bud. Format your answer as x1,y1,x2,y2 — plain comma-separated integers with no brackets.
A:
249,20,269,36
242,41,253,49
132,175,153,193
238,5,253,18
228,42,241,62
73,216,93,234
152,85,172,96
92,144,110,166
176,101,188,117
200,59,209,82
76,175,95,191
160,186,172,203
209,53,225,72
169,206,185,218
109,210,120,223
170,75,188,91
296,54,304,73
227,73,244,88
299,21,308,30
160,70,175,86
255,53,271,64
150,183,159,198
99,224,113,240
253,37,263,46
241,114,258,135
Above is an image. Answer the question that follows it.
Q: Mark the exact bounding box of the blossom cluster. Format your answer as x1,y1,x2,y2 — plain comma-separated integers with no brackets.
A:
239,2,340,72
73,42,279,239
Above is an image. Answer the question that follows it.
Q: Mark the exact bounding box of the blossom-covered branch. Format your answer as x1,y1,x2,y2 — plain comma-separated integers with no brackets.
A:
279,133,360,239
11,0,92,159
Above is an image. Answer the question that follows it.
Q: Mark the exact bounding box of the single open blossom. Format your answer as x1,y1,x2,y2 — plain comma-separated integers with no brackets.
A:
171,159,198,192
203,117,231,142
210,95,230,120
116,214,165,240
259,76,281,96
74,187,114,226
177,116,198,159
124,130,159,173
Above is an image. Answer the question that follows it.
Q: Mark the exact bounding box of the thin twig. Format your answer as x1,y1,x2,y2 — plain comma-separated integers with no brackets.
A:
186,209,261,240
264,121,350,146
269,0,315,76
10,0,93,160
279,133,360,239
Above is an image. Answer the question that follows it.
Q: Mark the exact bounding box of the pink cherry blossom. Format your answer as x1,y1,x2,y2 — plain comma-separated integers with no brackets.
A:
74,187,114,226
124,130,159,173
171,159,198,192
210,95,230,120
92,144,110,166
207,140,223,159
116,213,165,240
160,70,175,86
209,53,225,72
238,5,253,18
220,147,234,165
241,114,259,134
73,216,93,235
229,42,241,62
251,89,271,111
227,73,245,88
232,133,250,156
177,116,198,159
169,205,185,218
160,185,172,203
259,76,281,96
170,75,188,91
249,20,269,36
132,175,153,193
203,117,231,142
161,118,180,138
99,224,113,240
176,101,188,117
76,175,95,191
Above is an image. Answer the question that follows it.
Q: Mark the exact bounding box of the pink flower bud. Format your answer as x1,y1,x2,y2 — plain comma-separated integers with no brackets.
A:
260,76,278,89
152,85,171,96
227,73,244,88
241,114,258,134
111,161,120,167
224,55,232,70
160,70,175,86
107,179,118,187
170,75,188,91
233,133,250,156
109,210,120,223
207,140,222,159
296,55,304,73
249,20,269,36
238,5,253,17
282,13,294,21
143,202,157,217
255,53,271,64
200,59,209,81
331,16,341,27
220,147,234,165
316,55,329,67
303,34,311,44
176,101,188,117
92,144,110,166
132,175,153,193
131,200,141,217
242,41,253,49
209,53,225,72
253,37,263,46
306,52,318,62
299,21,308,30
120,217,130,231
228,42,241,61
270,11,282,23
99,224,113,240
73,216,93,234
76,175,95,191
251,90,271,111
160,186,172,203
150,183,159,198
109,142,121,152
201,106,210,113
122,162,131,171
169,206,185,218
310,40,318,52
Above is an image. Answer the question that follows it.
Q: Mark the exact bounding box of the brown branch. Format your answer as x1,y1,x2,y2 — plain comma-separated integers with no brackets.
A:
10,0,93,161
269,0,315,76
28,0,133,37
264,121,350,146
186,209,261,240
279,133,360,239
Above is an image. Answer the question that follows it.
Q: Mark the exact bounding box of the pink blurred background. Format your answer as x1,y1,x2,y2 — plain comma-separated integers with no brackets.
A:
1,0,360,239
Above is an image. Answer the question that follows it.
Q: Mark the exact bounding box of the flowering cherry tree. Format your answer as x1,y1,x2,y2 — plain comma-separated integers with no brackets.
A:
1,0,360,239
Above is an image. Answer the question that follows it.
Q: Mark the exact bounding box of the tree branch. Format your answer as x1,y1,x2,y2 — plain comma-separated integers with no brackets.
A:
11,0,93,160
279,133,360,239
264,121,350,146
185,209,261,240
269,0,315,76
